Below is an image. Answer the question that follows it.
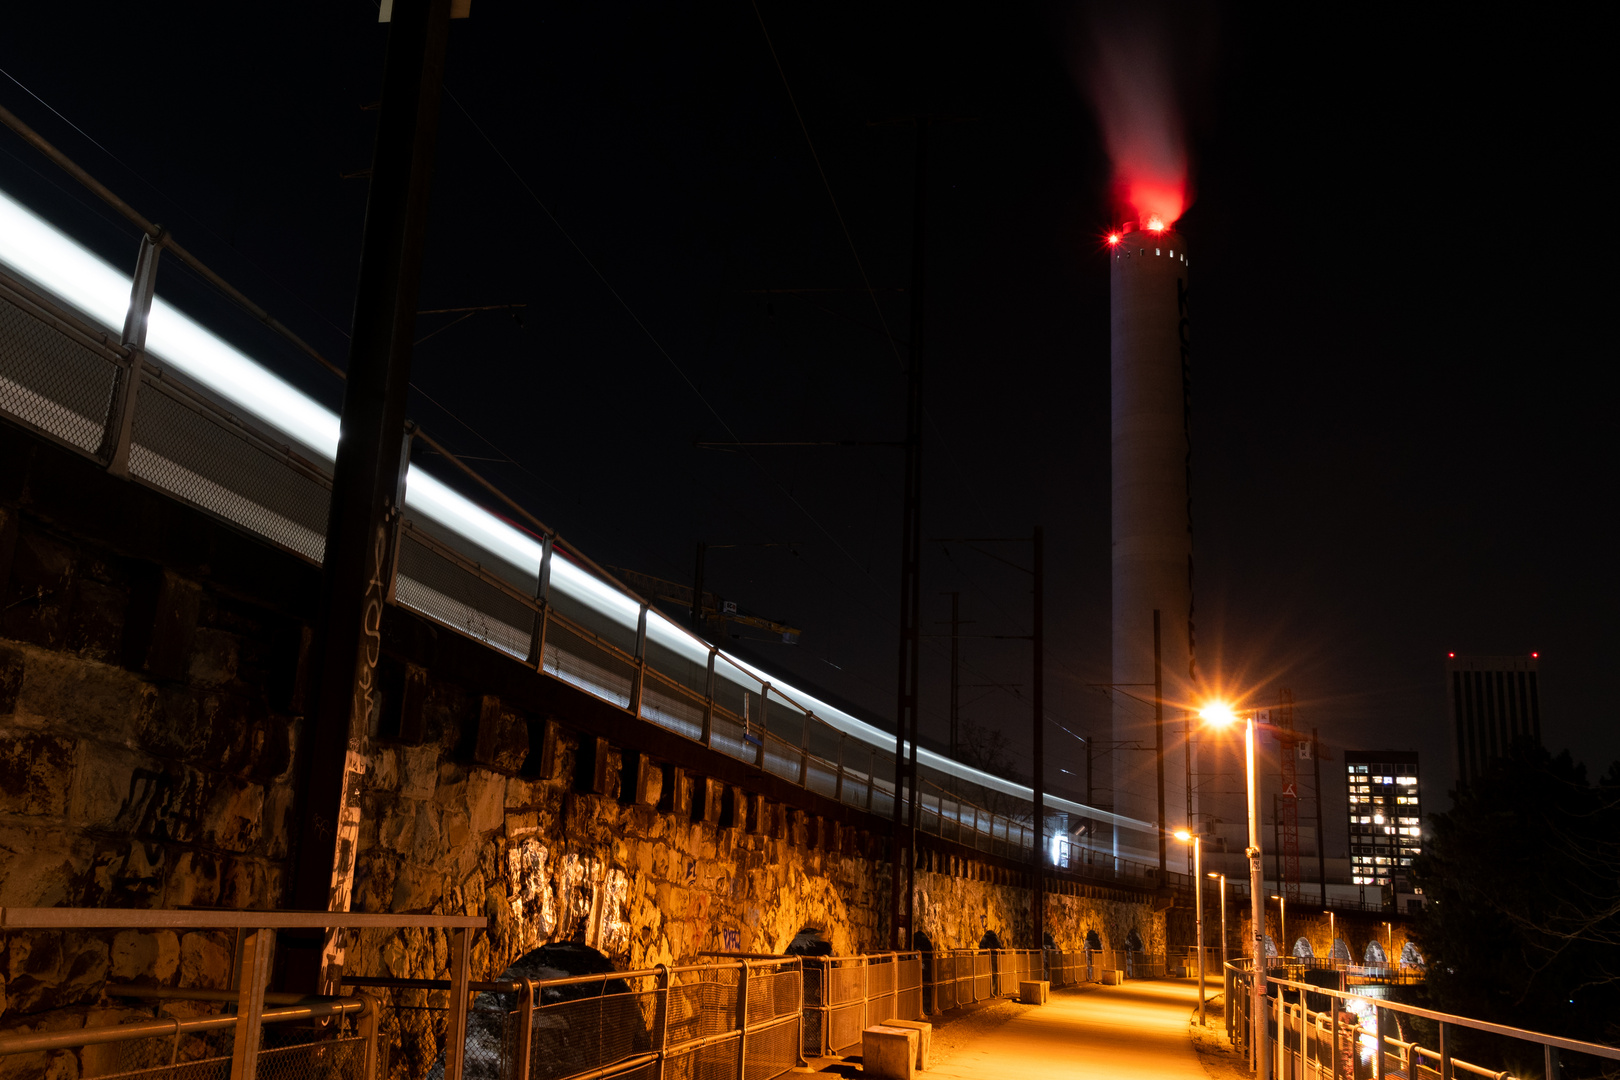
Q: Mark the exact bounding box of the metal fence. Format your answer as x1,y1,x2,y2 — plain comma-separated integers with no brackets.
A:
0,111,1169,880
0,907,484,1080
1225,963,1620,1080
354,957,801,1080
801,953,922,1059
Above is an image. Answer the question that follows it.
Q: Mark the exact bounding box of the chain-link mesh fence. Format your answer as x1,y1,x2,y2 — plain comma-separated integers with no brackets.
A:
0,285,120,454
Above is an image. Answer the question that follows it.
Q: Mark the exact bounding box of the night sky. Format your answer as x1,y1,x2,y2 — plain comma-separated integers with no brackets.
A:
3,4,1612,861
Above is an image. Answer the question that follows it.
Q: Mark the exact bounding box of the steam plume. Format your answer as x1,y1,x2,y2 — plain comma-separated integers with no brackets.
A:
1079,4,1191,227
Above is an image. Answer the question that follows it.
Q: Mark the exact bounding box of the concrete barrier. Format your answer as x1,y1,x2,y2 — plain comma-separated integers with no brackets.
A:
1018,980,1050,1005
879,1019,932,1069
1101,969,1124,985
863,1026,919,1079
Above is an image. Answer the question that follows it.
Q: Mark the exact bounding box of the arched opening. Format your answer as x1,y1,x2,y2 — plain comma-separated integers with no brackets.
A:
1399,942,1424,967
979,930,1002,950
1331,938,1351,962
1263,934,1278,959
1364,940,1387,964
438,943,624,1079
786,927,833,956
1292,937,1314,959
1125,929,1144,952
1085,930,1103,951
1042,932,1056,951
912,930,934,953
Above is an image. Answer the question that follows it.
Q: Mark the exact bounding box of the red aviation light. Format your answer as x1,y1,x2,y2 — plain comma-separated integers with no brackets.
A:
1448,652,1455,658
1107,232,1121,246
1532,652,1539,658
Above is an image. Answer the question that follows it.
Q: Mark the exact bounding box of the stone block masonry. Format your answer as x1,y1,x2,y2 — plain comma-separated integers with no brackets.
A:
0,424,1161,1060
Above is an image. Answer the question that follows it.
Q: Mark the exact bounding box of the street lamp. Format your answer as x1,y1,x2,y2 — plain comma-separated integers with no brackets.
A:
1271,894,1287,961
1202,701,1269,1080
1328,910,1336,963
1208,871,1228,966
1175,829,1206,1027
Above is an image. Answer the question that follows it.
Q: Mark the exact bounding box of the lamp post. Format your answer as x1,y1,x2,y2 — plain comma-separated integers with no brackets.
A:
1208,871,1228,966
1328,910,1336,963
1272,894,1287,960
1176,829,1205,1026
1201,703,1269,1080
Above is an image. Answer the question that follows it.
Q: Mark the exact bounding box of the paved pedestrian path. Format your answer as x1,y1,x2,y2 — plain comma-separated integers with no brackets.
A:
926,978,1210,1079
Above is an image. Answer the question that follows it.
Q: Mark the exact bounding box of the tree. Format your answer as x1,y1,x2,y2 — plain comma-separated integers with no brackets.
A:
1410,738,1620,1065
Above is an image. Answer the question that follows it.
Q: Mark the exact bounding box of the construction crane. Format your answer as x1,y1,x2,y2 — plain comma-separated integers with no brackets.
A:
1266,689,1304,904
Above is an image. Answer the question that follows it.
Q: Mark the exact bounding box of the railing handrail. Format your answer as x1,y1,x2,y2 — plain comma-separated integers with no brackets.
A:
1237,966,1620,1062
0,995,370,1056
0,906,485,930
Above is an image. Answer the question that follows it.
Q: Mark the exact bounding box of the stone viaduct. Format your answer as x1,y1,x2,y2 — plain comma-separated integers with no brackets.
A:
0,422,1195,1030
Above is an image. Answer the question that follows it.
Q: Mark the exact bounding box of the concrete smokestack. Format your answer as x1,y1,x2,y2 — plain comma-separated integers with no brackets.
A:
1110,225,1194,857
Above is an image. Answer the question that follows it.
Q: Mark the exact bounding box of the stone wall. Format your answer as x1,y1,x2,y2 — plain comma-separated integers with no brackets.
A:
1238,908,1419,965
0,427,1163,1078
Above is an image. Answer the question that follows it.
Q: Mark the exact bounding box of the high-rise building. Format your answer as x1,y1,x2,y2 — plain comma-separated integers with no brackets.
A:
1446,653,1541,785
1344,750,1421,888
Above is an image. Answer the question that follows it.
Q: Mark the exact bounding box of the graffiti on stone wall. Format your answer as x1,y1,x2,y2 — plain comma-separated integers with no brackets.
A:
505,835,555,948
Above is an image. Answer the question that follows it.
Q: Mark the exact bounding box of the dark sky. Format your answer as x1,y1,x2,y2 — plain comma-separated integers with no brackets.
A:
3,3,1613,860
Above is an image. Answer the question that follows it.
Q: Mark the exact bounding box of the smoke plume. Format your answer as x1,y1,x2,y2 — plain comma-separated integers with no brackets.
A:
1078,3,1194,228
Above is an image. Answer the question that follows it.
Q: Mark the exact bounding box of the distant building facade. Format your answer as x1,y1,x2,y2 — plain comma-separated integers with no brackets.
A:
1446,654,1541,784
1345,750,1421,890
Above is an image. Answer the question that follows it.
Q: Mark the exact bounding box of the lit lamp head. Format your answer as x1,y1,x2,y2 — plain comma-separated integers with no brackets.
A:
1199,702,1237,727
1174,829,1194,843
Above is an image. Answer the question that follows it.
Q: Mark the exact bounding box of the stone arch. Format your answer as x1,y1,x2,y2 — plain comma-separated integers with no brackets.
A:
1331,938,1351,962
1085,929,1103,951
1364,940,1387,964
1042,932,1056,951
1263,934,1278,958
1292,937,1314,959
786,926,833,956
1399,942,1424,967
912,930,934,953
979,930,1002,950
440,943,624,1079
1125,928,1144,952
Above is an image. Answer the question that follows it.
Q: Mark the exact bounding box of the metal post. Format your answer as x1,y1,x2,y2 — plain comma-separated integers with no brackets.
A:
1313,725,1327,908
1372,1006,1383,1080
798,708,811,785
652,965,669,1080
1153,609,1166,875
736,960,751,1079
1031,525,1045,952
1332,1001,1341,1080
102,231,162,476
357,992,379,1080
1545,1045,1559,1080
228,927,272,1080
866,749,876,810
1194,838,1205,1027
525,535,553,670
834,733,846,802
1248,714,1271,1080
630,602,649,716
701,648,717,746
517,979,535,1080
754,684,770,769
445,927,470,1080
691,540,707,630
890,119,928,954
290,0,454,991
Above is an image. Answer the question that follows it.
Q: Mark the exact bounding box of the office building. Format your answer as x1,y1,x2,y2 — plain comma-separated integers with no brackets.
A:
1446,653,1541,785
1345,750,1421,889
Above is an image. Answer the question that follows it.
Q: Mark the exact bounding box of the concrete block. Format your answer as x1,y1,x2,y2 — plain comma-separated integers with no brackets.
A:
1018,979,1049,1005
1101,969,1123,985
878,1018,931,1069
862,1025,918,1079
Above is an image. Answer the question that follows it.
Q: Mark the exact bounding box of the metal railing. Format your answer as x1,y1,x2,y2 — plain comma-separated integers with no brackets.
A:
351,957,802,1080
801,952,923,1058
0,907,485,1080
0,109,1165,877
1225,962,1620,1080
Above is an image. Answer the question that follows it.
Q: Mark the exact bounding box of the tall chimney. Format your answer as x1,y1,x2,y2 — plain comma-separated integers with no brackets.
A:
1110,226,1194,858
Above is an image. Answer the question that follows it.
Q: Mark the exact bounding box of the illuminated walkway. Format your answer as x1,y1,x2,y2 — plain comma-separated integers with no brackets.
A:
928,978,1209,1079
